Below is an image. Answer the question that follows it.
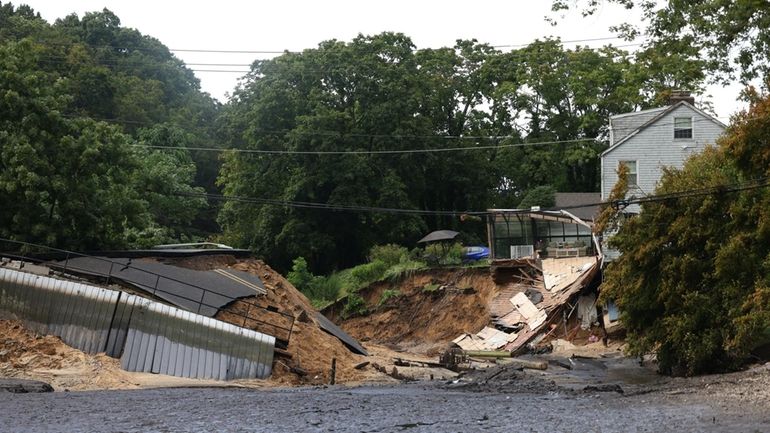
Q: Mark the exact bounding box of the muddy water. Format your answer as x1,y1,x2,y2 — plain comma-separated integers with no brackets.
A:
0,381,764,432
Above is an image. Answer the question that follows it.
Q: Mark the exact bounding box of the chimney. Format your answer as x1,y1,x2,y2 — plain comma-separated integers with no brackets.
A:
668,90,695,106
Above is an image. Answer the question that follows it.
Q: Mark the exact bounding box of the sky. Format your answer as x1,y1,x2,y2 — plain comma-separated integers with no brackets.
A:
18,0,745,119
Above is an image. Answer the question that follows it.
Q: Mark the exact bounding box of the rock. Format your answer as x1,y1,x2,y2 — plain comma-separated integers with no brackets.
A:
583,384,624,394
0,378,54,393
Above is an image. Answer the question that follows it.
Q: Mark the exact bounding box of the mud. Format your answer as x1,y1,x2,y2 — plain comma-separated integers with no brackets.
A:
1,367,768,433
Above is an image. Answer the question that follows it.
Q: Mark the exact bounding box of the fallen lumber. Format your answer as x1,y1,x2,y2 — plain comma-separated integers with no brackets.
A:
463,350,512,358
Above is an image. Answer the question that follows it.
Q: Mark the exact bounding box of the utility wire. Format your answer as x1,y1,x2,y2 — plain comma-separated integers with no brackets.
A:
130,137,599,155
169,177,770,217
174,191,486,216
550,176,770,213
32,34,642,56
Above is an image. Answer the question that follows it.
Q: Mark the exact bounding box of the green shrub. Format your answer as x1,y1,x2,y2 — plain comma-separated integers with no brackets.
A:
384,260,427,282
342,293,368,319
378,289,401,306
287,257,340,305
350,259,389,287
425,242,463,266
287,257,315,291
368,244,409,267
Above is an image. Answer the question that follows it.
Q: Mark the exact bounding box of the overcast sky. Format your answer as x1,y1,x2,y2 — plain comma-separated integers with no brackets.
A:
19,0,745,119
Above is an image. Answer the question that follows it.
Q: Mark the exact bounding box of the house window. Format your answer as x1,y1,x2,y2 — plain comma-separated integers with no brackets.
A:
619,161,637,187
674,117,693,139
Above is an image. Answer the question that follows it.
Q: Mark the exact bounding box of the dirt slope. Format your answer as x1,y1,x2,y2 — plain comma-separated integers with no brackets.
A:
324,267,499,355
158,256,375,385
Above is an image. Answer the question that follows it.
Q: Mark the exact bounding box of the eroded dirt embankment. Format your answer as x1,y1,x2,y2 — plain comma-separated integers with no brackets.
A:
323,267,501,355
154,256,376,385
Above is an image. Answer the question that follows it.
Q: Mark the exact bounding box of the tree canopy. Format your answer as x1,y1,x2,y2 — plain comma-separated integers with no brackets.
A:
0,3,212,249
216,33,678,272
552,0,770,84
602,91,770,375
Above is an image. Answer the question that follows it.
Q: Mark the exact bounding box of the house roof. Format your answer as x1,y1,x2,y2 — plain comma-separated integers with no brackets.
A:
552,192,601,221
602,101,727,158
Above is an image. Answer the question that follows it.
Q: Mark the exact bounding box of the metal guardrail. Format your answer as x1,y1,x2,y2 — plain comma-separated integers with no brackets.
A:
0,239,295,346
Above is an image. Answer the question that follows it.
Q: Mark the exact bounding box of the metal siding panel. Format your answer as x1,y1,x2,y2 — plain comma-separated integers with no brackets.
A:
105,294,131,357
120,327,137,371
152,304,170,374
0,268,280,381
134,307,151,372
93,289,116,353
58,282,78,349
141,305,159,373
160,307,180,376
194,315,208,379
179,311,192,377
169,310,182,377
189,314,202,379
211,320,226,381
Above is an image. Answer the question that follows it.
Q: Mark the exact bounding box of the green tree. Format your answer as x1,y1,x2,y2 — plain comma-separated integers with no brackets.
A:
218,33,502,272
491,40,652,203
602,91,770,375
127,124,208,246
551,0,770,84
0,40,148,249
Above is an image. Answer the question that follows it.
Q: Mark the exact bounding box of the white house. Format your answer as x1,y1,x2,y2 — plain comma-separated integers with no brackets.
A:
600,92,727,213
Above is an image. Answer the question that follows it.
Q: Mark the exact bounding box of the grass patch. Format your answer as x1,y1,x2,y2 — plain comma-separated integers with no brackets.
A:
422,283,440,292
377,289,401,306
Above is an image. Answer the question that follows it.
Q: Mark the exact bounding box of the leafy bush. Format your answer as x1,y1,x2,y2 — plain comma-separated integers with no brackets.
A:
383,260,427,282
287,257,338,305
378,289,401,306
425,242,463,266
517,185,556,209
342,293,368,319
350,259,389,287
368,244,410,267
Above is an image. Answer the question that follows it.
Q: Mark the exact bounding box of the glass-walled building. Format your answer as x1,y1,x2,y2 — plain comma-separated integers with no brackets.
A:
486,210,596,260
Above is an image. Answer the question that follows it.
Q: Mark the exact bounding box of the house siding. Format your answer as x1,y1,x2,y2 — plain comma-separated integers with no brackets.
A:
601,104,725,211
609,107,667,144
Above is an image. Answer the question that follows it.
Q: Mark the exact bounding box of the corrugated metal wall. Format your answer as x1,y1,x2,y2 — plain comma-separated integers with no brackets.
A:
0,267,274,380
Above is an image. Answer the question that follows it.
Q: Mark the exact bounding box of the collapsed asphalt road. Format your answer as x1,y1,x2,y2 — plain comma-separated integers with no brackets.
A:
1,364,769,433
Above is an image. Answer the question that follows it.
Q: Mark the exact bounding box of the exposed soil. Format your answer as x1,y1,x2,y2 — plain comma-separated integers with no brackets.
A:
323,267,502,355
0,319,235,391
156,256,378,386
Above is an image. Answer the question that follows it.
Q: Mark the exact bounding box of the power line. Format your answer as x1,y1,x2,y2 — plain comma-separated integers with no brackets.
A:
130,138,599,155
171,176,770,217
552,176,770,213
175,191,486,216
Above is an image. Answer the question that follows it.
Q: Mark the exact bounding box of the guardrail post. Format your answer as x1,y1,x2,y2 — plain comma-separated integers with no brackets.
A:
242,302,252,328
63,251,70,274
197,290,205,314
107,261,114,285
